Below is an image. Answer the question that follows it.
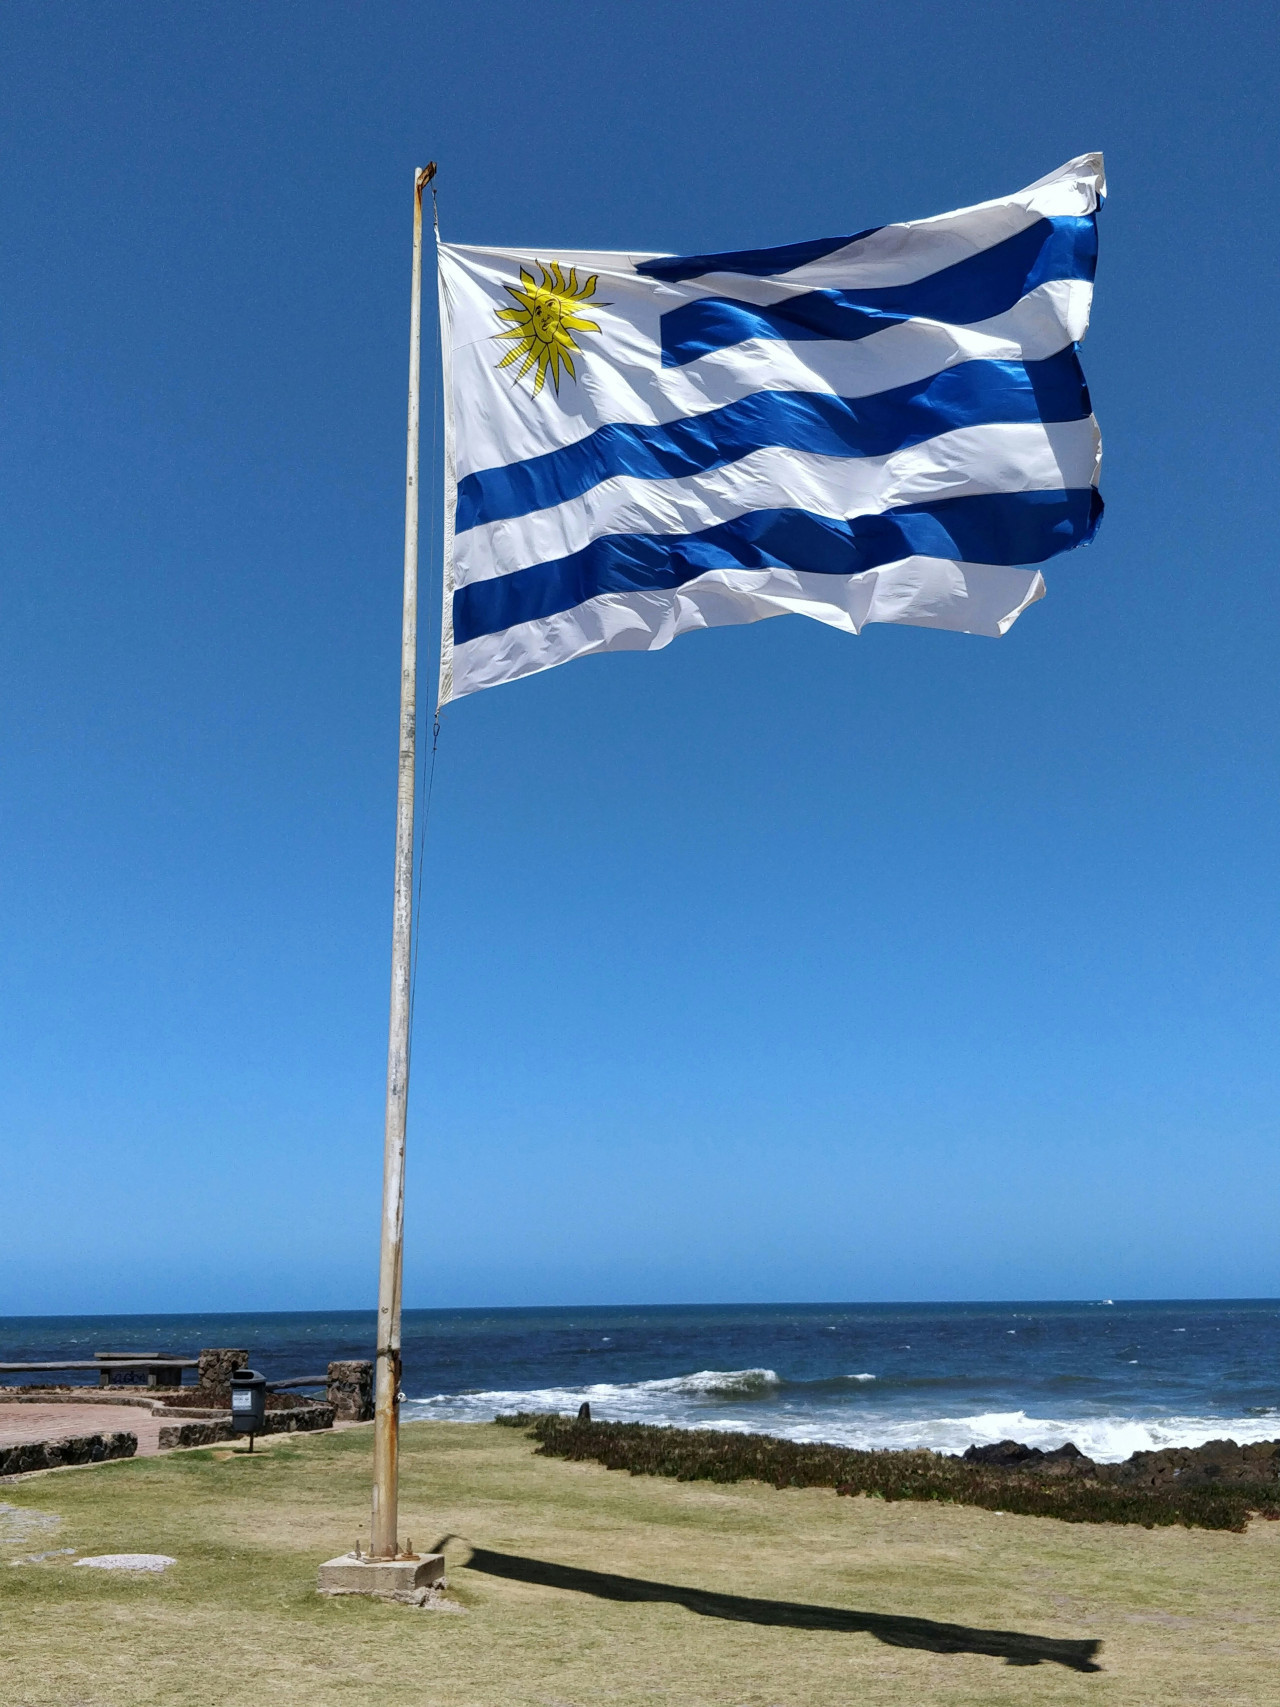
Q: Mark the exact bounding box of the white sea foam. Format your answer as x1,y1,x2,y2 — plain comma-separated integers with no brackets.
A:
848,1409,1280,1462
402,1371,1280,1463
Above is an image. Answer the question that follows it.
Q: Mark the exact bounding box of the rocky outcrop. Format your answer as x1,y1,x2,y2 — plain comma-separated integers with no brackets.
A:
963,1439,1092,1476
1108,1439,1280,1490
961,1436,1280,1488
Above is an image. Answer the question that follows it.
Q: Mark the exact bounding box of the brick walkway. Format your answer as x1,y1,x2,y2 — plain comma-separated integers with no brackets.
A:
0,1403,168,1457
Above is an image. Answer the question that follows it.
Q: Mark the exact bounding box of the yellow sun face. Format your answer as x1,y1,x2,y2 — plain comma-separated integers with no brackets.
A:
495,262,603,396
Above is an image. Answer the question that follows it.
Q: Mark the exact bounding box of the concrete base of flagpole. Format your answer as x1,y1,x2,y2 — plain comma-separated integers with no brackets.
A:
317,1552,445,1599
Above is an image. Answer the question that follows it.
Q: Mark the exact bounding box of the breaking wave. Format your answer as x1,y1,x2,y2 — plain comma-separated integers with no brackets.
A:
403,1371,1280,1463
630,1367,781,1396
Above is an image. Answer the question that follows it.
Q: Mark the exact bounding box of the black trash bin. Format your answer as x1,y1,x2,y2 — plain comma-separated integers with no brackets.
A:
230,1368,266,1446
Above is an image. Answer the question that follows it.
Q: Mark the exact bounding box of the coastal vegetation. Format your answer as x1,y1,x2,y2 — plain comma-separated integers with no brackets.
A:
498,1412,1280,1532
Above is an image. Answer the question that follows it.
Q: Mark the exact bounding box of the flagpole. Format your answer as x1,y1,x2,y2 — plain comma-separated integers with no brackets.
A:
370,161,436,1562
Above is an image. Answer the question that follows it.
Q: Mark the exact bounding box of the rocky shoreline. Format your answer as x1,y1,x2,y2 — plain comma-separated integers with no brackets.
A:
961,1435,1280,1490
497,1413,1280,1530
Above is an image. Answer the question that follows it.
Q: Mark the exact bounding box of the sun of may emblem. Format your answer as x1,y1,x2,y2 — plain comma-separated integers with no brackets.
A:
495,262,603,397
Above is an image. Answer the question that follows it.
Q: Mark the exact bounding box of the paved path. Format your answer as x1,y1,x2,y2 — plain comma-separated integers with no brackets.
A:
0,1403,168,1456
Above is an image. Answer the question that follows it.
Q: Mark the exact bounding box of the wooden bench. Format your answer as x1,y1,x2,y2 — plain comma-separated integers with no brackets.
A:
94,1353,197,1389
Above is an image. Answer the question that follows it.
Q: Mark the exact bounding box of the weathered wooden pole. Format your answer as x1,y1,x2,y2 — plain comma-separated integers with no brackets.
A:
370,161,435,1561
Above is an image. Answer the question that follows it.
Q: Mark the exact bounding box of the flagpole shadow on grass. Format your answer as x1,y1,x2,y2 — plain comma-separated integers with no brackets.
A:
437,1541,1102,1672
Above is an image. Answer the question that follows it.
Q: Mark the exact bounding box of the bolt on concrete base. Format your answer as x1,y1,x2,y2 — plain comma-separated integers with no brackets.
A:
317,1552,445,1598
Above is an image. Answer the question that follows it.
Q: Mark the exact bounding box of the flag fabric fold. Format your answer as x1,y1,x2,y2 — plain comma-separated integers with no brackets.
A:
436,155,1104,704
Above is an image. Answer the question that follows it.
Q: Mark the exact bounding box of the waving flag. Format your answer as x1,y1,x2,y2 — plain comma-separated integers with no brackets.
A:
436,155,1103,703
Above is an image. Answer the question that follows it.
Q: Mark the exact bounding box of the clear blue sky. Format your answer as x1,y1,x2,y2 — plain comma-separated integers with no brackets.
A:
4,0,1278,1314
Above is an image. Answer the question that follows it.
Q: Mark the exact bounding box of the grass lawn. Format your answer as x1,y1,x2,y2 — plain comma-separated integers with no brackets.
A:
3,1419,1278,1706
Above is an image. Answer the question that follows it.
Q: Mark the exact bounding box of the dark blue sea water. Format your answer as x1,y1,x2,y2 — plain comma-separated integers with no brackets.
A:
4,1300,1278,1462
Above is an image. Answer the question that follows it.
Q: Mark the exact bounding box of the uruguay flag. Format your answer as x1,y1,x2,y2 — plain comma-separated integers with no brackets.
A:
436,155,1103,704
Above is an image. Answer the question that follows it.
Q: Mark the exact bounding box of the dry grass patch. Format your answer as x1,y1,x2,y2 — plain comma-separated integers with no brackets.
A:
2,1420,1278,1706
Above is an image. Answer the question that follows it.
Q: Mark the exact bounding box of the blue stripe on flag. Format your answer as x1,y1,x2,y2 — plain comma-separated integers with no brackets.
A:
455,348,1091,534
659,216,1096,367
635,226,883,284
453,488,1102,646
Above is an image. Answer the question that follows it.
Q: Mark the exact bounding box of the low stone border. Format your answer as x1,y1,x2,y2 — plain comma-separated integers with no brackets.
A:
0,1431,137,1478
5,1388,162,1411
265,1402,334,1435
157,1403,334,1451
4,1388,224,1419
156,1419,235,1449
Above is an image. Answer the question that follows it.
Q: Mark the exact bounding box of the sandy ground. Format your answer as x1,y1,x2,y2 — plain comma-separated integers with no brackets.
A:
0,1403,169,1456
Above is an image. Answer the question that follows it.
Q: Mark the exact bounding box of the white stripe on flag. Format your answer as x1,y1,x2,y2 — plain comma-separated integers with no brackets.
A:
651,281,1092,425
458,419,1100,584
452,560,1046,695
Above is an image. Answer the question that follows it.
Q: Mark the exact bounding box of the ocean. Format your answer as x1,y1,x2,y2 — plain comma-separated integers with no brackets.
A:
4,1299,1277,1463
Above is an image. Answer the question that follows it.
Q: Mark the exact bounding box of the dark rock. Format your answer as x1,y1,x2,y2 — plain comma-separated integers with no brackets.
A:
958,1434,1280,1491
577,1402,592,1421
1038,1443,1094,1476
1108,1438,1280,1491
963,1439,1041,1466
959,1439,1095,1477
969,1433,1280,1488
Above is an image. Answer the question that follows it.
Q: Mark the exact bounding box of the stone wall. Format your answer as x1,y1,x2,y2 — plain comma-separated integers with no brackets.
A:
326,1360,374,1422
0,1430,136,1478
196,1348,248,1405
263,1402,334,1437
156,1403,334,1452
156,1418,235,1449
